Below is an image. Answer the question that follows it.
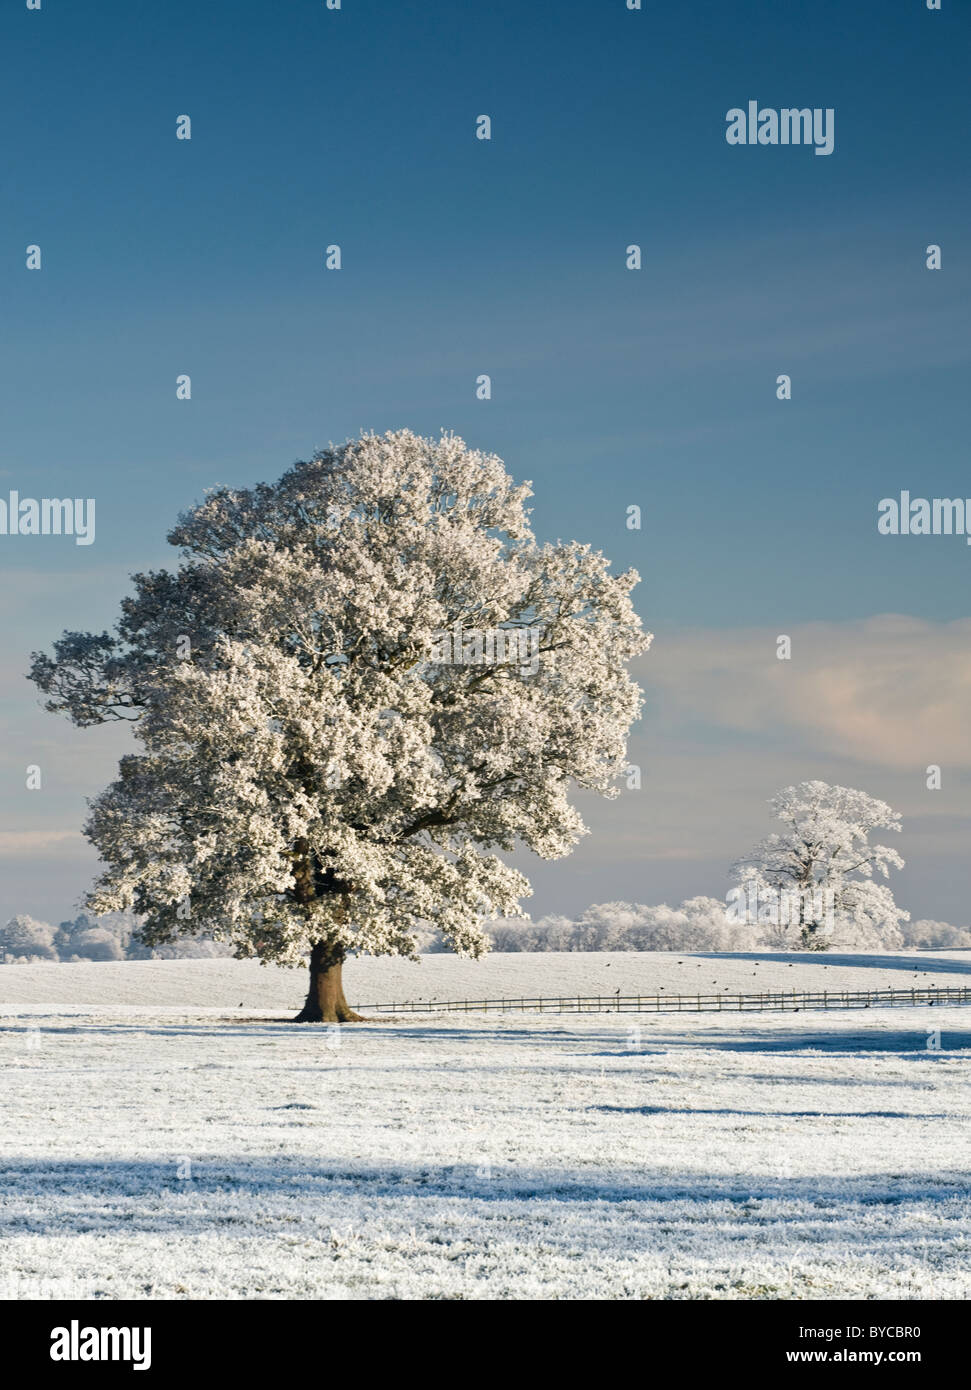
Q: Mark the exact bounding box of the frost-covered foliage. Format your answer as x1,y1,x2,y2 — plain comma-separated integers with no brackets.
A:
902,919,971,950
65,927,126,962
0,915,58,962
56,912,133,961
586,897,762,951
732,781,908,951
487,898,762,952
146,937,235,960
29,430,650,966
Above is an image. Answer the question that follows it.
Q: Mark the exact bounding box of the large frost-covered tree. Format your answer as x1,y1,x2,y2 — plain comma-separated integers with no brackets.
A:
30,430,650,1019
731,780,908,949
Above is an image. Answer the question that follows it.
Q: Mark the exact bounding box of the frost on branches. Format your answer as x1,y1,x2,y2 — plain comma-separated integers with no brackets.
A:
29,430,651,1019
731,781,909,950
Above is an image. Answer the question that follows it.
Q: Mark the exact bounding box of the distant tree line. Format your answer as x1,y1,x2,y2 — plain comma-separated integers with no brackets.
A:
485,899,758,953
3,902,967,964
0,912,232,964
439,899,971,954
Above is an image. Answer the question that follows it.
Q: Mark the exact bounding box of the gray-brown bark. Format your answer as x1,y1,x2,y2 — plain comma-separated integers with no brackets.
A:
294,941,365,1023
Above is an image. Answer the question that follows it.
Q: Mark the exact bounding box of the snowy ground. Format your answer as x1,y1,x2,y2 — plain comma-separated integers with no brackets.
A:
1,949,969,1009
2,995,970,1299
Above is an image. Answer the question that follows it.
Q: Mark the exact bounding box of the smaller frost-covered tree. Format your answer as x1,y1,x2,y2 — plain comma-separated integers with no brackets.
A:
0,915,58,962
731,780,908,950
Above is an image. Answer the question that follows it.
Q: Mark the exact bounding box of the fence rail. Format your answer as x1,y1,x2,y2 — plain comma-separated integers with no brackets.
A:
356,985,971,1016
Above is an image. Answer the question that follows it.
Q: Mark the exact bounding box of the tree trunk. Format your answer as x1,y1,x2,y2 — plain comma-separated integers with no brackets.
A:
294,942,365,1023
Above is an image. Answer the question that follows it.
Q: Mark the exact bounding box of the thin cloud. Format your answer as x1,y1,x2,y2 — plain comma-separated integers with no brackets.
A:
640,616,971,770
0,829,85,857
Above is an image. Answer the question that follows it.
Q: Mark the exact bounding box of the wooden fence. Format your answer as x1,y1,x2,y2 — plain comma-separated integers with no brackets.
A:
356,985,971,1016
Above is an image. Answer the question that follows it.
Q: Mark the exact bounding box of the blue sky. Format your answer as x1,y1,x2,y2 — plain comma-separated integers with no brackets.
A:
1,0,969,928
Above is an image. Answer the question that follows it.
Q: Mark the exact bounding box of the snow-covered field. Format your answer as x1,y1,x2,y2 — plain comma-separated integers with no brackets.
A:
2,962,970,1299
1,949,969,1009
